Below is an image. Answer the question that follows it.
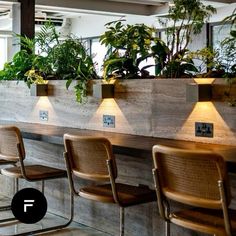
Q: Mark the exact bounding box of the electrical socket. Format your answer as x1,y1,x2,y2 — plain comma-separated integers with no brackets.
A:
103,115,115,128
39,110,48,121
195,122,213,138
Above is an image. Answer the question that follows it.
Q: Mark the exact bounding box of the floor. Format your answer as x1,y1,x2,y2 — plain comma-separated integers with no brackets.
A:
0,196,111,236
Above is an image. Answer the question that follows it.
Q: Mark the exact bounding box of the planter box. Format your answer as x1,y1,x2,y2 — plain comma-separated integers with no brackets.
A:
93,83,114,99
30,84,48,96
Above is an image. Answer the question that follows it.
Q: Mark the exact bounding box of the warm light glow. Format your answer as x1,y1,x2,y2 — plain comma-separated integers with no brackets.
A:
89,98,133,133
35,97,52,108
30,97,57,123
176,102,235,143
194,78,215,84
102,78,116,84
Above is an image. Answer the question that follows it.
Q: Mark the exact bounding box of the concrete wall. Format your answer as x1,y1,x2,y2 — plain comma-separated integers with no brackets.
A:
0,79,235,145
0,79,236,235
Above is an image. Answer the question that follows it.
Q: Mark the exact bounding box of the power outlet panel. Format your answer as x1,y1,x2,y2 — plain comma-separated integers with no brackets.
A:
103,115,115,128
39,110,48,121
195,122,213,138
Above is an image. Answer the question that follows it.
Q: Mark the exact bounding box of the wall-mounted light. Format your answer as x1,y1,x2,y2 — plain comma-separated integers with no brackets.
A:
30,84,48,96
186,78,215,102
93,83,114,99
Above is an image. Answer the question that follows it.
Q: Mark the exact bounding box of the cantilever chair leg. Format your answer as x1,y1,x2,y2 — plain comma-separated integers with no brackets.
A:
14,178,19,193
120,207,125,236
165,221,170,236
41,180,45,194
164,199,171,236
0,166,19,212
12,187,74,236
0,175,19,222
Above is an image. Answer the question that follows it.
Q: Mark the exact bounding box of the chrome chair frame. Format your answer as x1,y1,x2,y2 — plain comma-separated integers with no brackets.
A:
0,126,74,235
64,134,156,236
152,144,233,236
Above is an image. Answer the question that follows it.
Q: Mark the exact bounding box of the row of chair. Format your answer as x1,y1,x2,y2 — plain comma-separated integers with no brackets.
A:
0,125,235,236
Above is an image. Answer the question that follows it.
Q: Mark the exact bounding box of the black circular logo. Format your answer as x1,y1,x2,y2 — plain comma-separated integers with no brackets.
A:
11,188,47,224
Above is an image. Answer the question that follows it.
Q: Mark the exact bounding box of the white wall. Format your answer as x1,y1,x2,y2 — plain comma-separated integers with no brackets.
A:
70,3,236,38
70,14,157,38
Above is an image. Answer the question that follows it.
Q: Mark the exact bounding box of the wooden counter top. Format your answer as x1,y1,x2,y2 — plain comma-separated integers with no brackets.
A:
1,121,236,171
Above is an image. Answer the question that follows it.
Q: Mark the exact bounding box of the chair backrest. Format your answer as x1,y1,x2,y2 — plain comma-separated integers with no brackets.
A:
0,125,25,161
64,134,117,182
152,144,230,209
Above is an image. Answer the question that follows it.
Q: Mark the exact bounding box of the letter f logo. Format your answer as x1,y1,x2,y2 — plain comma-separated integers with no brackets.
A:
24,200,35,212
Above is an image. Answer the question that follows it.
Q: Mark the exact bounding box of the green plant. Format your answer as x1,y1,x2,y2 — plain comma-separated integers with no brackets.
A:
187,47,223,77
100,20,169,80
0,22,98,103
24,69,48,86
0,49,34,82
52,37,99,103
158,0,216,78
0,23,57,85
161,49,198,78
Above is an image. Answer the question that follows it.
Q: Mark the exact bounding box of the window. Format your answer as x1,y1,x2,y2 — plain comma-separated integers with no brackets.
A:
210,23,233,72
211,23,231,50
91,38,107,76
0,37,7,70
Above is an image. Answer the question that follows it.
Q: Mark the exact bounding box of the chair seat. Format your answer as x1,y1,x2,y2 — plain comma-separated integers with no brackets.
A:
79,183,156,207
1,165,67,180
170,207,236,236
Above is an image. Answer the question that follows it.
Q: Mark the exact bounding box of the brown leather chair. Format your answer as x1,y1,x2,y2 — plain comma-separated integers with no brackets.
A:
0,126,73,235
152,144,236,236
63,134,156,236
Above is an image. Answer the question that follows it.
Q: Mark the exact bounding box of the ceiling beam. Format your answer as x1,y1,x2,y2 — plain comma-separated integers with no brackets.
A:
204,0,235,3
18,0,35,39
107,0,168,6
149,2,169,15
35,0,163,15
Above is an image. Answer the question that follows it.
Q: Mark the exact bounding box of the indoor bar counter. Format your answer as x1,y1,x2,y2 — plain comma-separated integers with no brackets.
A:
0,121,236,236
1,120,236,169
0,1,235,234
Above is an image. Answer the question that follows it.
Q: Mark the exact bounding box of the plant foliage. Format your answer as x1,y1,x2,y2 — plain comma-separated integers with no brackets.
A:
0,22,98,103
158,0,216,78
100,20,169,79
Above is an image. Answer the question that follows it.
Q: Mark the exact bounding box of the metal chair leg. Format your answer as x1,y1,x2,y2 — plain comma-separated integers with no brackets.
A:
0,178,18,212
0,178,19,221
41,180,45,194
12,183,74,236
165,221,170,236
120,207,124,236
14,178,19,193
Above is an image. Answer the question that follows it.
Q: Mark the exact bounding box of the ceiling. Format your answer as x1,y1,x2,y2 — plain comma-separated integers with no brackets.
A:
34,0,234,16
108,0,233,4
0,0,235,21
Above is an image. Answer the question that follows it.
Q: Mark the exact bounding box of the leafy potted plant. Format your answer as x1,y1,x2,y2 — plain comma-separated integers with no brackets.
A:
0,22,98,103
50,37,99,102
158,0,216,78
100,20,169,80
24,69,48,96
